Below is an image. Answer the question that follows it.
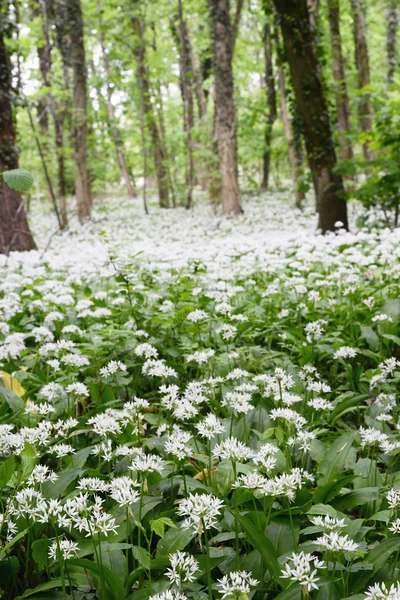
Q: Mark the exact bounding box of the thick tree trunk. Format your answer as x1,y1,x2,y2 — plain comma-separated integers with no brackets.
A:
350,0,375,161
272,0,348,232
261,21,277,191
64,0,92,221
327,0,353,161
0,8,36,253
97,0,136,199
209,0,242,216
277,67,305,208
132,8,170,208
387,1,398,84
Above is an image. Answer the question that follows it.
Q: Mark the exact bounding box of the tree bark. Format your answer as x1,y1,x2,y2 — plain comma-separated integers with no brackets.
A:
261,21,277,191
350,0,375,161
131,6,170,208
277,66,305,208
272,0,348,232
173,5,195,208
387,1,398,84
209,0,242,216
97,0,136,199
0,5,36,253
61,0,92,221
327,0,353,161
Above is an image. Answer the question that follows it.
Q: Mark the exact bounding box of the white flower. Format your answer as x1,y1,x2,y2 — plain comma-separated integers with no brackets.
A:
149,593,188,600
142,359,178,378
87,413,122,437
216,324,237,340
223,391,253,415
186,349,215,364
316,531,359,552
281,552,325,592
66,382,89,396
270,408,306,429
387,488,400,509
108,477,140,506
28,465,58,486
217,570,258,599
49,539,79,561
165,429,192,460
196,413,225,440
99,360,127,378
307,397,334,411
177,493,223,532
186,309,208,323
213,437,252,462
388,518,400,534
372,313,393,323
333,346,358,359
50,444,75,458
134,343,159,359
310,515,346,532
364,582,400,599
166,551,199,585
130,454,165,474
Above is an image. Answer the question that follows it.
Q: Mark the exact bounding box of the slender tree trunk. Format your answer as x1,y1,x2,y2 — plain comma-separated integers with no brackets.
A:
63,0,92,221
350,0,375,161
175,2,195,208
0,4,36,253
209,0,242,216
327,0,353,162
277,67,305,208
261,20,277,191
131,6,170,208
272,0,348,232
97,0,136,199
387,1,398,84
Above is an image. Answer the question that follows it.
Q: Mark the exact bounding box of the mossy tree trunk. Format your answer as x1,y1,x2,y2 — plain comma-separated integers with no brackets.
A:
272,0,348,231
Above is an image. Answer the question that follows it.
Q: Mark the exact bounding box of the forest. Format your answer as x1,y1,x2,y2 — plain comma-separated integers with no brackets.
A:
1,1,400,600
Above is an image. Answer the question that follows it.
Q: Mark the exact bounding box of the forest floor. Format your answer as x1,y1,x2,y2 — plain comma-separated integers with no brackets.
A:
1,190,400,599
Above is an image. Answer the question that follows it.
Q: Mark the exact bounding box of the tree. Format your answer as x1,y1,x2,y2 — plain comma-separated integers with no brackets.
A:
97,0,136,199
387,0,398,85
0,2,36,253
131,2,170,208
56,0,92,222
272,0,348,232
261,17,277,191
350,0,375,161
209,0,242,215
327,0,353,162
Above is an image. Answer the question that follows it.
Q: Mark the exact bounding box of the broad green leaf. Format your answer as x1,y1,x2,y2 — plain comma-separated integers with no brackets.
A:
3,168,34,192
156,525,194,556
67,557,124,600
0,455,16,488
150,517,176,539
318,432,357,485
133,545,150,570
32,538,52,568
331,487,380,511
236,513,283,584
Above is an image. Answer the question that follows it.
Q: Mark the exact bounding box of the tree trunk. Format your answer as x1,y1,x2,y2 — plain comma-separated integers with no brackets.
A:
327,0,353,161
272,0,348,232
0,6,36,253
350,0,375,161
173,4,195,208
261,21,277,191
97,0,136,199
63,0,92,221
209,0,242,216
387,1,398,84
131,6,170,208
277,66,305,208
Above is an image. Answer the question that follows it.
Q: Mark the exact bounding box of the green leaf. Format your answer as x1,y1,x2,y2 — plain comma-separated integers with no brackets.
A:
132,546,150,570
67,557,124,600
331,487,380,511
156,525,194,556
3,168,34,192
360,325,379,351
0,455,16,489
15,579,64,599
20,443,37,481
32,538,52,568
236,513,283,584
150,517,176,539
318,432,357,485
